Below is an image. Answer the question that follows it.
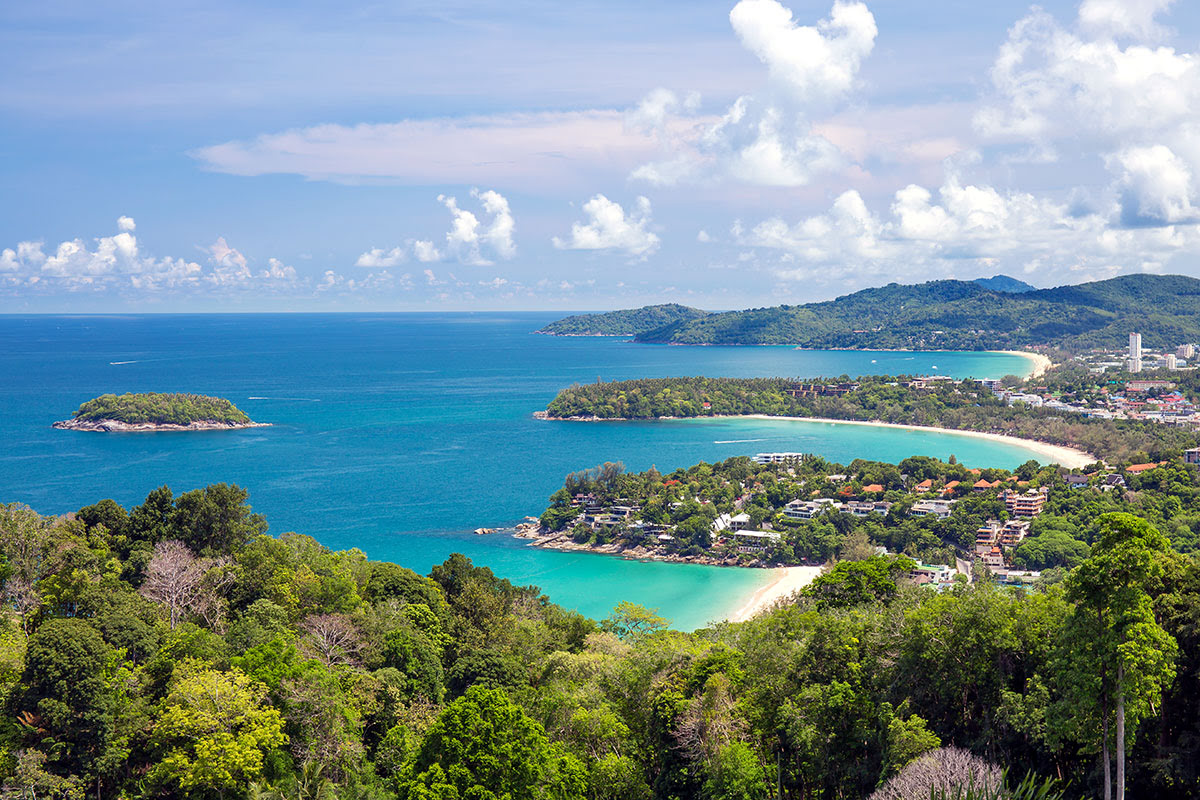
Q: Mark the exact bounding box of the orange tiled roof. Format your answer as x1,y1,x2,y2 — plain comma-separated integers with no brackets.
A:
862,484,884,493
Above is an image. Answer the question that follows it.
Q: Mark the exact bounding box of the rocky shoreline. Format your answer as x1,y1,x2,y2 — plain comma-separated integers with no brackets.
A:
52,418,271,433
512,523,776,568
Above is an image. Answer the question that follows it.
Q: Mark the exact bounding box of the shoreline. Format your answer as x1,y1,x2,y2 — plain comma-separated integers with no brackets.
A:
992,350,1053,379
536,412,1095,468
736,414,1093,468
729,566,823,622
52,418,271,433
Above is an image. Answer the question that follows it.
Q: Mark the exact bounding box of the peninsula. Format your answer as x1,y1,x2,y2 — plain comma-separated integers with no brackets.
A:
53,392,268,432
524,452,1199,575
538,375,1200,464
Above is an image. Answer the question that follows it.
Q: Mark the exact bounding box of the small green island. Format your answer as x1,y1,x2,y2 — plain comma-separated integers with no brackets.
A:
53,392,268,432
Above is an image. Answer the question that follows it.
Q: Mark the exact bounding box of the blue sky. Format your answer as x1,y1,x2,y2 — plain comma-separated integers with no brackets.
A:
3,0,1200,311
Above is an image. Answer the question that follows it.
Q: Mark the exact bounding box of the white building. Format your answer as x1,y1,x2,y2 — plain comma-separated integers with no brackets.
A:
1165,353,1178,370
910,499,955,519
1185,448,1200,465
752,452,810,465
1178,344,1196,360
1129,332,1143,373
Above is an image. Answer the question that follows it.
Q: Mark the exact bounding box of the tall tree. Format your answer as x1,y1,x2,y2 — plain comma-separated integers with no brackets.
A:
1055,513,1177,800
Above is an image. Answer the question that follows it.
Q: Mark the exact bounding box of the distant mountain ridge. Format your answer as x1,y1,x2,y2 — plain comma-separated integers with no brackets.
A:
536,303,708,336
542,274,1200,351
973,274,1037,293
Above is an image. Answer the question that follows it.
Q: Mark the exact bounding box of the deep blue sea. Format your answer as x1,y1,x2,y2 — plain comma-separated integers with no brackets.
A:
0,313,1041,629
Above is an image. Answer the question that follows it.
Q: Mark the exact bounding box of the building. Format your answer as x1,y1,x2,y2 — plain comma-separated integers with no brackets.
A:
1129,332,1143,373
911,563,955,585
783,498,843,520
1165,353,1178,370
910,499,955,519
1179,344,1196,360
1125,380,1176,393
752,452,810,465
1185,448,1200,465
998,519,1032,548
846,500,892,517
1003,489,1047,517
730,530,781,552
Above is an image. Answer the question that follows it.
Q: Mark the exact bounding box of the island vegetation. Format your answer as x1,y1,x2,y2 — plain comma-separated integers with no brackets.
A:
543,375,1200,464
55,392,261,431
540,274,1200,351
536,303,707,336
0,484,1196,798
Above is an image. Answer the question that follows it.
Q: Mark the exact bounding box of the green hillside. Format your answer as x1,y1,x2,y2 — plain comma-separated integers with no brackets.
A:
540,274,1200,351
536,303,708,336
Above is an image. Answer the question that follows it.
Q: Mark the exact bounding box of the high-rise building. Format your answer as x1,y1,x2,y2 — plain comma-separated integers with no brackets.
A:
1178,344,1196,360
1129,332,1143,373
1165,353,1178,370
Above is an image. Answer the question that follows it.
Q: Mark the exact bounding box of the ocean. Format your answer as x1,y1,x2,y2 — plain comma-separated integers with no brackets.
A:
0,312,1042,629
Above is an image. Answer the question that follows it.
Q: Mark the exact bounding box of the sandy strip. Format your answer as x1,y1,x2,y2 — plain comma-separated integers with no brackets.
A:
737,414,1094,468
729,566,822,622
992,350,1053,379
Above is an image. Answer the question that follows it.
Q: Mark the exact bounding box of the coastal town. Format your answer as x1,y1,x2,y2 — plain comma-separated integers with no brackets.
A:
520,439,1200,597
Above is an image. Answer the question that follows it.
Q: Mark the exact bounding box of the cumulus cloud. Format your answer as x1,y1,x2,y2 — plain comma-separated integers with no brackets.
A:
553,195,660,257
975,0,1200,226
1078,0,1175,39
355,189,515,268
730,0,876,104
0,218,301,294
355,247,406,268
632,0,876,187
738,174,1198,285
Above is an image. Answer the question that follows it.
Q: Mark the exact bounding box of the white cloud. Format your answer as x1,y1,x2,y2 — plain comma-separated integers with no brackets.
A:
414,241,441,263
553,195,660,257
0,218,302,294
206,237,248,271
192,111,664,188
631,0,876,187
357,189,515,269
975,1,1200,224
1078,0,1175,39
729,0,876,104
1111,144,1196,225
738,174,1198,285
355,247,406,268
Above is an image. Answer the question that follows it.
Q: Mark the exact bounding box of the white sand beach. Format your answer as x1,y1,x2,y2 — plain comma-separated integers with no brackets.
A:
729,566,822,622
740,414,1094,468
993,350,1054,379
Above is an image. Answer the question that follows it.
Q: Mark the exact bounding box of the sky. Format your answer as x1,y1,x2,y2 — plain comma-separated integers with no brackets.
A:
3,0,1200,312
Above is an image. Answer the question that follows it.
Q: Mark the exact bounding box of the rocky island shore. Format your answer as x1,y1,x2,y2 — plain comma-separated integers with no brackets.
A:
53,418,270,432
54,392,267,433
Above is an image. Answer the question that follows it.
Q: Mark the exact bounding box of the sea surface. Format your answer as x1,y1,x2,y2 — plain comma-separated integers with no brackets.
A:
0,313,1041,629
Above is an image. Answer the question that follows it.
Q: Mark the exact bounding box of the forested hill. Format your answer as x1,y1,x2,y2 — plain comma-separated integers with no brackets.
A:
68,392,252,425
545,274,1200,350
536,303,707,336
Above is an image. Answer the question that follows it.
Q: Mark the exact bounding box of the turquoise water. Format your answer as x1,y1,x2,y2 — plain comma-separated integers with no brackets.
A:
0,313,1039,629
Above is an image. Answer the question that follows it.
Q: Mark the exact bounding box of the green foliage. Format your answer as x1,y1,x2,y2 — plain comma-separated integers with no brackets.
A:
70,392,253,425
562,273,1200,351
537,303,708,336
805,555,917,609
0,485,1197,799
149,659,287,794
396,685,585,800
